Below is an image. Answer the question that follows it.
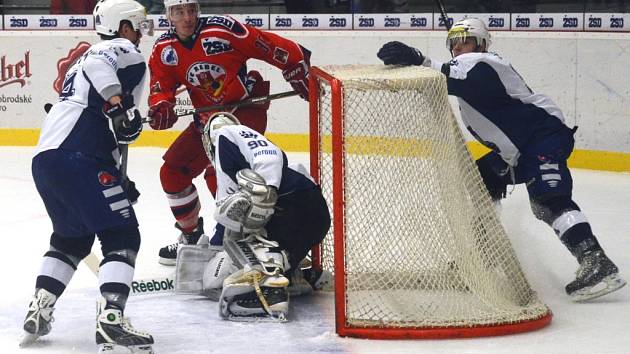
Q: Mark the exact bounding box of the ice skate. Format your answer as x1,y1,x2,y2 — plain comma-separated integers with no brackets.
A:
158,217,205,266
220,285,289,322
96,300,154,354
566,250,627,302
19,289,56,347
302,267,334,292
219,268,289,322
287,268,314,296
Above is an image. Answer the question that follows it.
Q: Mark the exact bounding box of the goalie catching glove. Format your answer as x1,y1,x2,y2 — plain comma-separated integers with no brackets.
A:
103,94,143,144
214,169,278,233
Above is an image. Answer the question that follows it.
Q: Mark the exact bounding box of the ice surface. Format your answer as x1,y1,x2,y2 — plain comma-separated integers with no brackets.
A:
1,147,628,353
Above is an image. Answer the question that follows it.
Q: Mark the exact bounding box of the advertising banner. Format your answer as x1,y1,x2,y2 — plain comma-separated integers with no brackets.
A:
4,15,93,30
584,13,628,32
511,13,584,31
433,13,511,31
353,13,433,30
269,14,352,30
231,14,270,29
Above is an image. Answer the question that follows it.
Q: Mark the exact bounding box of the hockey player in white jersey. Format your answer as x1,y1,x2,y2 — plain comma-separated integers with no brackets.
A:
377,18,625,302
192,112,331,321
21,1,155,352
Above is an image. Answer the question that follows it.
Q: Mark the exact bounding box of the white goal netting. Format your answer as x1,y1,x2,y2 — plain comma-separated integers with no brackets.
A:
310,65,550,337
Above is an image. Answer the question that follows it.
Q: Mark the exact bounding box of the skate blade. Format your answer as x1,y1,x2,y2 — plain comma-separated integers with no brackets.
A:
570,273,627,302
19,332,40,347
98,343,154,354
225,311,288,323
158,257,176,266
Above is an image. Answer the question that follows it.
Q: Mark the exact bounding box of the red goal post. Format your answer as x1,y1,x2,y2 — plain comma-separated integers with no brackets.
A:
308,65,552,339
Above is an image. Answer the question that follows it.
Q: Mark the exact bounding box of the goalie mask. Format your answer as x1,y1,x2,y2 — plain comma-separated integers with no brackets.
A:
446,18,491,52
201,112,241,163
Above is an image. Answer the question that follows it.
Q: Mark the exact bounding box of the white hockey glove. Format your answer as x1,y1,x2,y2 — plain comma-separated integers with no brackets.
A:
214,169,277,233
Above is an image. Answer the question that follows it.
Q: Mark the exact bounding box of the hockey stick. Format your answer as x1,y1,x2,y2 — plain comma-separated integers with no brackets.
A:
435,0,452,30
119,144,129,180
141,90,298,123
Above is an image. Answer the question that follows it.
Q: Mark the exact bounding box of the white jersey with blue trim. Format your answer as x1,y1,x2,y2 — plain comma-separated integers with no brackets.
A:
429,52,570,166
35,38,146,163
211,124,316,200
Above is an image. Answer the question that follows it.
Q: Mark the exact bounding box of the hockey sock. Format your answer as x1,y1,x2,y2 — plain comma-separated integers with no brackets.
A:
166,185,201,233
98,249,136,310
35,249,79,298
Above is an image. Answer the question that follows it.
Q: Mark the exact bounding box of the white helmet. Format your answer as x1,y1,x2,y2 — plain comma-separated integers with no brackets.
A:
93,0,151,36
446,18,491,51
164,0,198,7
202,112,241,161
164,0,200,19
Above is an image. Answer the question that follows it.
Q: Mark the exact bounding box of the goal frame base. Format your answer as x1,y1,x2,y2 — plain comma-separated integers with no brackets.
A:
337,313,552,339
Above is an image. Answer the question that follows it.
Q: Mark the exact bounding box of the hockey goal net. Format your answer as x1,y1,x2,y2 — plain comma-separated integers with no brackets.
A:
308,65,551,339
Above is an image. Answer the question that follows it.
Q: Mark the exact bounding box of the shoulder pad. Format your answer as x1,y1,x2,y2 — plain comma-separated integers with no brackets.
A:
201,15,247,36
110,38,141,54
155,30,176,45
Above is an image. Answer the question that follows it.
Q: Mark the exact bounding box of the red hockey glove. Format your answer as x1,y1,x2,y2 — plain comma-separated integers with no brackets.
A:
245,70,271,110
147,100,177,130
282,60,310,101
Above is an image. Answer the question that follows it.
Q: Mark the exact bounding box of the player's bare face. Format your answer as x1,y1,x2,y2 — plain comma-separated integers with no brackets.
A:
451,37,478,58
120,23,142,46
169,4,199,40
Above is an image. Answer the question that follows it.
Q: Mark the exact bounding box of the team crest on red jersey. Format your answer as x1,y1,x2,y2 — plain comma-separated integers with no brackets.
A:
186,62,227,103
160,45,178,66
273,47,289,64
98,171,117,186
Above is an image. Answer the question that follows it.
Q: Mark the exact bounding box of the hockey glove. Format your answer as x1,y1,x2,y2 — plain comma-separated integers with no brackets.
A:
245,70,271,110
214,169,277,232
103,95,143,144
122,177,141,204
377,41,425,66
147,100,177,130
282,46,311,101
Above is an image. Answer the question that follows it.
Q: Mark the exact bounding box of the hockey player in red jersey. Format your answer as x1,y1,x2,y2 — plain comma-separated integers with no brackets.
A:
147,0,311,265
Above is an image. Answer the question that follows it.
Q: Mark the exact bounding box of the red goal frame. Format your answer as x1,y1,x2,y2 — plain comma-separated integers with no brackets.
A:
308,66,552,339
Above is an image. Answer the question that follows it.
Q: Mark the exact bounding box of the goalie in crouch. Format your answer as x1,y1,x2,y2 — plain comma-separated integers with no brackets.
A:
192,112,330,321
377,18,626,302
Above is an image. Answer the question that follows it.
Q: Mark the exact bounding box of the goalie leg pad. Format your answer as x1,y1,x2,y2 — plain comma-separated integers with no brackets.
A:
223,230,289,274
202,251,238,301
175,244,223,294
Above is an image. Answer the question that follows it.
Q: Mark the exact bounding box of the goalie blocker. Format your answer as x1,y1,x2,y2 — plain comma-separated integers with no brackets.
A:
198,112,331,322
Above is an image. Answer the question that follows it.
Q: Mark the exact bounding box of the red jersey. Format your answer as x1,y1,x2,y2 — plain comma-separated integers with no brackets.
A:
148,16,308,119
